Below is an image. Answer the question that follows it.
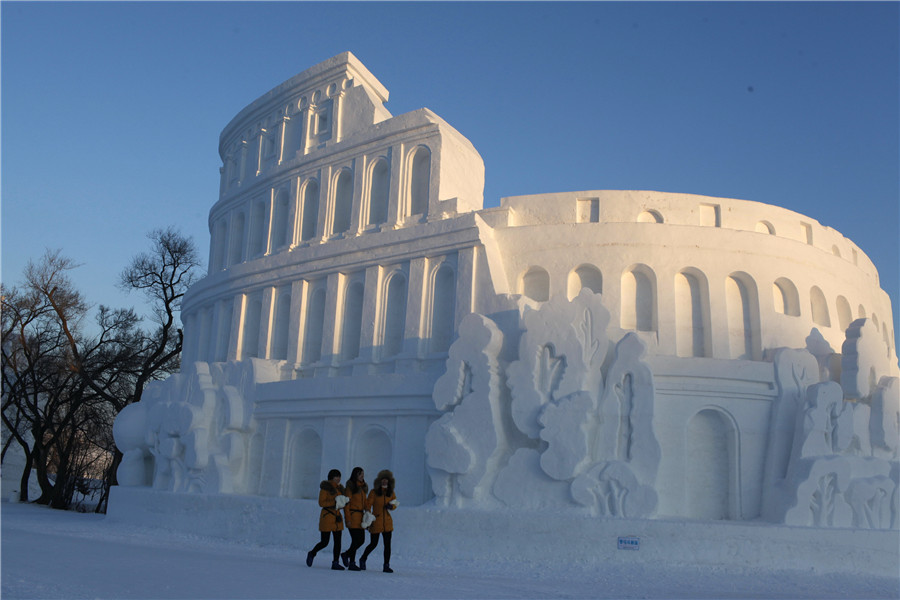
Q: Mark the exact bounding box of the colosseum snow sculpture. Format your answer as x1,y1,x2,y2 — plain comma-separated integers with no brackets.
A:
114,52,899,529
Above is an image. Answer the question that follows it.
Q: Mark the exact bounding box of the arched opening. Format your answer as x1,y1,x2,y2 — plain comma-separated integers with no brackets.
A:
214,299,234,363
289,429,322,499
430,265,456,353
368,158,390,226
248,199,268,257
382,273,407,358
686,409,736,520
755,221,775,235
810,286,831,327
241,292,263,359
836,296,853,332
409,146,430,216
271,288,291,360
354,428,393,485
271,189,291,250
637,210,663,223
228,212,246,265
567,265,602,300
300,180,319,242
621,265,656,332
340,281,364,361
303,287,326,364
212,219,228,271
675,270,708,357
332,169,354,235
197,307,213,363
772,278,800,316
726,274,758,360
283,110,303,158
522,267,550,303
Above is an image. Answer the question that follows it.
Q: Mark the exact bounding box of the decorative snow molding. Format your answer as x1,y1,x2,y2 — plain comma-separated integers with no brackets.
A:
781,456,895,529
427,290,661,517
425,313,510,507
507,289,610,439
769,375,900,530
113,360,267,495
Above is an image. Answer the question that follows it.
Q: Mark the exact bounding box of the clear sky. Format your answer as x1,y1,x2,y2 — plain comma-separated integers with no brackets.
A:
2,2,898,348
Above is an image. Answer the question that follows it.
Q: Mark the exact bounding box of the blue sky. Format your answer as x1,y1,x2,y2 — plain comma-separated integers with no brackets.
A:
2,2,898,346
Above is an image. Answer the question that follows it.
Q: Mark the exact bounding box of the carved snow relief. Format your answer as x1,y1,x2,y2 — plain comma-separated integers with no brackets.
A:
428,290,661,517
767,338,899,529
113,361,261,495
425,314,510,506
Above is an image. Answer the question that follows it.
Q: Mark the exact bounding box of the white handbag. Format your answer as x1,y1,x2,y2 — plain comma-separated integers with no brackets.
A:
361,510,375,528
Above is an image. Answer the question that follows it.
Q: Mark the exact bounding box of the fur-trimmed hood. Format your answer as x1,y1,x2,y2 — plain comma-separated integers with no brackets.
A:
373,469,395,497
320,480,345,495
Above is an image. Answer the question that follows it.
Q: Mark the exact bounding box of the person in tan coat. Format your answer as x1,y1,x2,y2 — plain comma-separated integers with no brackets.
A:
339,467,368,571
306,469,349,570
359,469,398,573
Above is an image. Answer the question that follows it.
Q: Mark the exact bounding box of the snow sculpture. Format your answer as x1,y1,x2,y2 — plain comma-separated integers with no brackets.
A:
425,314,511,506
105,53,898,534
428,290,661,517
766,352,900,529
114,361,269,494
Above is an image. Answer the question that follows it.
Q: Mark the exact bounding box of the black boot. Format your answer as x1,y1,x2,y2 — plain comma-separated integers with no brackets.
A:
331,560,345,571
359,557,367,571
348,561,361,571
340,551,349,568
306,551,314,567
383,563,393,573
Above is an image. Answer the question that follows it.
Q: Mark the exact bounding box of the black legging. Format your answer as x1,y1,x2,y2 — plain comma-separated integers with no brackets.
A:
345,528,365,562
361,531,392,565
311,530,342,563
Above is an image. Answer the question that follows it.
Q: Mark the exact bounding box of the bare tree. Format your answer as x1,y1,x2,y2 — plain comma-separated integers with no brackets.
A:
1,229,201,511
1,251,96,506
94,228,202,510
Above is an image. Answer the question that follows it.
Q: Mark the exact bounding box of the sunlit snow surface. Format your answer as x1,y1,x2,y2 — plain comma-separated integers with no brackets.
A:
2,502,897,600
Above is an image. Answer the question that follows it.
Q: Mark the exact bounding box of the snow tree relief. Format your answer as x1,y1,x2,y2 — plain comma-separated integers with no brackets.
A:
427,290,661,517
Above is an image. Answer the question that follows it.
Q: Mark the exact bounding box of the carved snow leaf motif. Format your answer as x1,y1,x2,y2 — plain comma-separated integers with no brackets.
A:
577,309,602,369
597,333,660,486
508,290,611,439
847,476,896,529
810,473,838,527
538,345,566,399
570,461,657,518
614,373,634,461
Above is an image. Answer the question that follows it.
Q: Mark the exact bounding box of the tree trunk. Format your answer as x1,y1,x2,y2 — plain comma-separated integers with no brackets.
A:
17,452,34,502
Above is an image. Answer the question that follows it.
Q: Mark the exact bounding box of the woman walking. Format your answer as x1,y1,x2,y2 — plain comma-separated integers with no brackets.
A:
340,467,368,571
306,469,349,570
360,469,398,573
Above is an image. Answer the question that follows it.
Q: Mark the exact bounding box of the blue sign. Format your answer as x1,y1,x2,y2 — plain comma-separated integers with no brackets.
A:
617,536,640,550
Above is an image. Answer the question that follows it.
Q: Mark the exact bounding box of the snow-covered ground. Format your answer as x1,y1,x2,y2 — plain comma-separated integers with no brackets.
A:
2,500,897,600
